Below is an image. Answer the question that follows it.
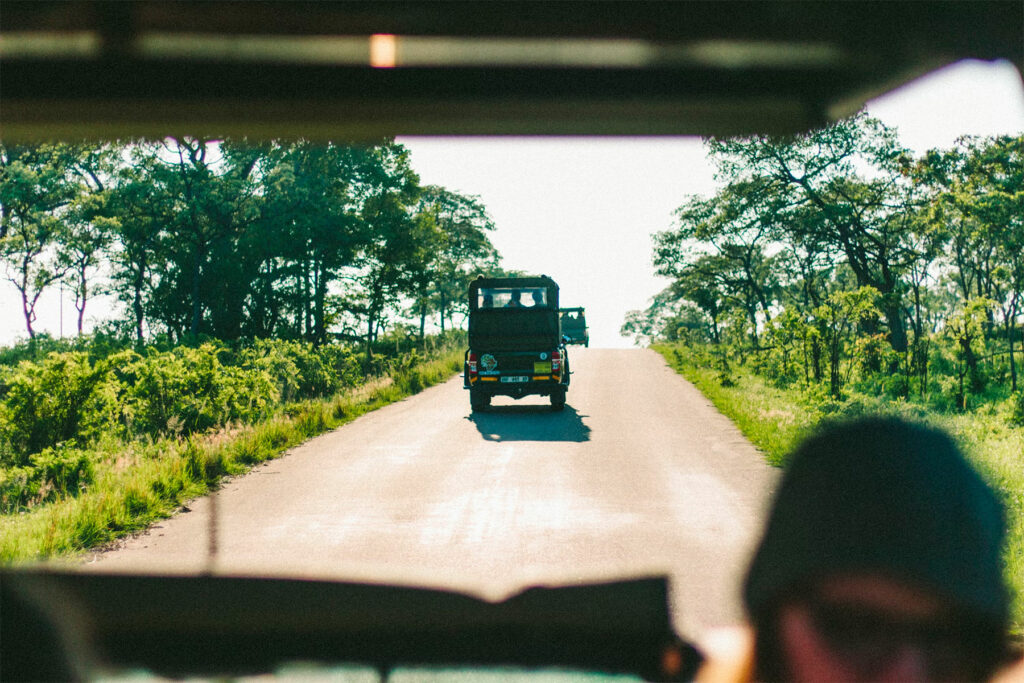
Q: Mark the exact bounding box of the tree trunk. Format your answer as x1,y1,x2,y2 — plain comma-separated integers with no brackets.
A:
313,259,327,347
960,336,983,394
1008,305,1018,393
884,300,908,354
811,334,823,382
21,290,36,340
76,285,86,335
829,338,842,398
365,313,375,364
133,273,145,344
189,249,203,340
301,257,312,340
918,338,929,397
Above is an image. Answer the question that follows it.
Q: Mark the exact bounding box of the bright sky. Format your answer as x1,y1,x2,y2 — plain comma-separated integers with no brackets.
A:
2,60,1022,348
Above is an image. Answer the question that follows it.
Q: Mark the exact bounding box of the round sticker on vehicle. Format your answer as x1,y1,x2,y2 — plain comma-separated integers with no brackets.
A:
481,354,498,371
539,352,548,360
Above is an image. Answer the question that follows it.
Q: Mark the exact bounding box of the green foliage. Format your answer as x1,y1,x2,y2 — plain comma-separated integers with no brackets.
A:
238,339,363,402
0,336,463,561
637,128,1024,462
0,352,115,463
3,140,502,351
0,444,95,513
112,344,275,437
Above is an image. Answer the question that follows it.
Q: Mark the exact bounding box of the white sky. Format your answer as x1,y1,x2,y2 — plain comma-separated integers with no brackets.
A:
2,59,1022,348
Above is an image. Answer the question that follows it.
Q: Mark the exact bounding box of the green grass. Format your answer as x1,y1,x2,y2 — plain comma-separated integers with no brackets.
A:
0,346,464,563
654,344,815,466
653,342,1024,637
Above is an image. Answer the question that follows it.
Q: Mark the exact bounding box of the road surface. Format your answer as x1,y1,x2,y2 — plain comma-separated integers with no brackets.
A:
86,348,779,642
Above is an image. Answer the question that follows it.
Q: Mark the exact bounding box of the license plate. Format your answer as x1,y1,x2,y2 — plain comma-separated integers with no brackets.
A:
534,361,552,373
500,375,530,383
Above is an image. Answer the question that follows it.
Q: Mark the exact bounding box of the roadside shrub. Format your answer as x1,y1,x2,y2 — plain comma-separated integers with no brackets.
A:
218,363,277,424
0,352,114,464
239,340,301,403
1013,391,1024,426
292,347,337,398
118,344,278,437
239,339,361,401
0,444,96,513
315,343,363,390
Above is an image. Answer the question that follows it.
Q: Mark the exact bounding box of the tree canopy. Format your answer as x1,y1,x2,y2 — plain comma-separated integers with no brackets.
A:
0,138,504,350
629,116,1024,405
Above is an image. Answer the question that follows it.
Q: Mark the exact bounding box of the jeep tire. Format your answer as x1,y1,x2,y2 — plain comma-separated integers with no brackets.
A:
470,389,490,412
550,388,566,411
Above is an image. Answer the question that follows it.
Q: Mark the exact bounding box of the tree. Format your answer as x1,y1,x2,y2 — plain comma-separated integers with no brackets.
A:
621,286,710,347
0,143,84,340
143,138,260,341
412,186,499,337
707,114,924,353
812,286,880,397
346,142,425,360
252,141,376,344
920,135,1024,391
944,297,995,408
61,145,118,336
106,150,170,344
653,206,778,350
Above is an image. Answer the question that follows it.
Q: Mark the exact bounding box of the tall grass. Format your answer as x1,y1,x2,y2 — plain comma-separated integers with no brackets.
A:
0,346,464,563
653,343,1024,636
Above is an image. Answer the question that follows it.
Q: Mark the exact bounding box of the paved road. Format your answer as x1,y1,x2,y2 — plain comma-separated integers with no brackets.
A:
86,348,779,642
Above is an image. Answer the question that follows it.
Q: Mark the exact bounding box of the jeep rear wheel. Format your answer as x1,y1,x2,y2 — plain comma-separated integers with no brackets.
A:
470,389,490,412
550,389,566,411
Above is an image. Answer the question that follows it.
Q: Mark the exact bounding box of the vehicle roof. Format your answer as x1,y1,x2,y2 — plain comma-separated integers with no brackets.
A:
2,1,1021,140
471,275,559,291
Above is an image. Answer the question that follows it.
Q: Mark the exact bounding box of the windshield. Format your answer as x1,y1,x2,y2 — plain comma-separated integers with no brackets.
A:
1,7,1022,678
478,287,550,309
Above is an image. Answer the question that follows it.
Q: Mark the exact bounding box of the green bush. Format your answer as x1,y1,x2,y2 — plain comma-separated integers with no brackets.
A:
238,339,362,402
0,352,114,464
0,444,95,513
117,344,278,437
1013,392,1024,426
0,333,460,525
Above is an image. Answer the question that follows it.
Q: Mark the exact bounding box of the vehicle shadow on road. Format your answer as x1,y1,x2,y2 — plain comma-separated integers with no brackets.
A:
467,405,591,442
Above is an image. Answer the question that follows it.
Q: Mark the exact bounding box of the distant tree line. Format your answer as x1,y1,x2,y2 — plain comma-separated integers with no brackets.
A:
623,115,1023,412
0,138,503,354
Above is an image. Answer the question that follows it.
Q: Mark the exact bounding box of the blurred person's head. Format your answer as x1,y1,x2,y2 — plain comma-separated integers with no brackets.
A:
743,417,1008,681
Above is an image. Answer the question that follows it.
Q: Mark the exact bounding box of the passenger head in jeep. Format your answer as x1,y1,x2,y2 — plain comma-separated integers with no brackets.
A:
743,417,1009,682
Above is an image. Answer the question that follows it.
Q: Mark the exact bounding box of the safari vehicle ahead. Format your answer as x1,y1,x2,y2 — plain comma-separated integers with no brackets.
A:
560,307,589,347
464,275,570,411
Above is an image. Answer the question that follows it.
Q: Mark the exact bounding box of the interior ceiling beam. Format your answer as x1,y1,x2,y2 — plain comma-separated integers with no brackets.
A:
2,1,1020,140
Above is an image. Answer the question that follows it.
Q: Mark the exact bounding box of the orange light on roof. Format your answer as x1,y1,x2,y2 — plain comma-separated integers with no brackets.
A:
370,34,397,68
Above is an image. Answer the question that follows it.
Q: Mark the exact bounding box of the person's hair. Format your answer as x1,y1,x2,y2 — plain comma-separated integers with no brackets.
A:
744,417,1009,679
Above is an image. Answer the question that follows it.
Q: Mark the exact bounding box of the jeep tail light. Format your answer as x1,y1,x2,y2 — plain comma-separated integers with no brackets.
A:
468,352,478,379
551,350,561,376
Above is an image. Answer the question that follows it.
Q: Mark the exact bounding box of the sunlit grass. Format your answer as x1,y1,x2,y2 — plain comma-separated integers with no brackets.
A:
653,344,814,465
